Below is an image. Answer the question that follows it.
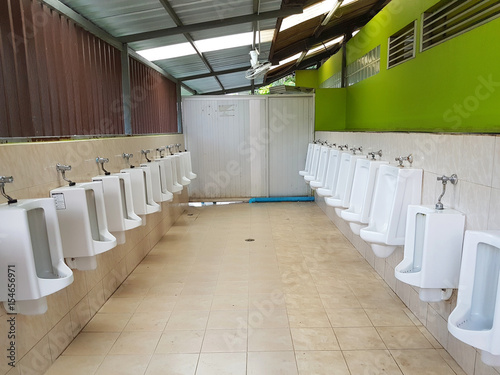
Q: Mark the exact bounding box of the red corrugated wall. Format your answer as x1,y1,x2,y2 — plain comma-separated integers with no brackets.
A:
129,57,178,134
0,0,124,138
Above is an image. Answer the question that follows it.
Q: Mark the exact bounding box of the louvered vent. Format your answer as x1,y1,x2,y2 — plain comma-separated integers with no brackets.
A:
422,0,500,51
388,21,416,69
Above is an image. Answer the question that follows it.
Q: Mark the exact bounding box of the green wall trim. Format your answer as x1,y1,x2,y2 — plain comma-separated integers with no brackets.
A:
315,89,346,131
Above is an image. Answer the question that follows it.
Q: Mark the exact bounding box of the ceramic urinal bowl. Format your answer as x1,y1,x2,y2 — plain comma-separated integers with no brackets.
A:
165,155,184,193
174,153,191,186
299,143,314,176
448,230,500,367
310,146,331,190
158,157,183,195
341,159,388,235
395,205,465,302
92,174,142,245
317,149,341,198
303,144,321,183
325,153,365,216
120,167,161,225
182,151,197,180
359,165,423,258
0,199,74,315
50,182,117,271
141,161,174,203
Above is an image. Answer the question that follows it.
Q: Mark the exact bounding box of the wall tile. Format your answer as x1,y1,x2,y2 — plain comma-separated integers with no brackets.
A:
426,306,448,348
487,188,500,230
461,135,495,186
457,181,491,231
492,137,500,189
447,333,477,375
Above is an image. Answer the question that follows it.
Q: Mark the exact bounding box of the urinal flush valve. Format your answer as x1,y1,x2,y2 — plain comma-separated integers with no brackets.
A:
123,153,135,168
96,157,110,175
327,143,337,148
435,174,458,210
0,176,17,204
395,154,413,167
56,164,76,186
338,144,348,151
350,146,363,155
367,150,383,160
176,143,182,153
141,149,152,162
156,147,165,159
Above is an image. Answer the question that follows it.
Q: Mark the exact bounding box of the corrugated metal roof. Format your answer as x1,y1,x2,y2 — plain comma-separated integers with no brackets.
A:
53,0,391,94
183,77,222,93
154,55,210,79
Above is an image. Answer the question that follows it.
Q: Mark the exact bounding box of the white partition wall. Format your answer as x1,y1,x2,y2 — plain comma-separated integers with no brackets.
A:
183,95,314,199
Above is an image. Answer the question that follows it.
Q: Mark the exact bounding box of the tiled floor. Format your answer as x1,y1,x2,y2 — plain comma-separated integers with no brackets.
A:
45,202,466,375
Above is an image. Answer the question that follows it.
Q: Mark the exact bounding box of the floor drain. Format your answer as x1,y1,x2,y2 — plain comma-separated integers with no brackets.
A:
187,213,194,216
245,238,255,242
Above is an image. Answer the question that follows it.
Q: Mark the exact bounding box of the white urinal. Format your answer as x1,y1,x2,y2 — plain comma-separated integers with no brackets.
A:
341,159,388,235
121,167,161,224
173,153,191,186
317,149,341,197
50,182,117,271
165,155,185,192
310,146,331,190
395,205,465,302
448,230,500,366
181,152,197,180
325,153,365,216
303,144,321,183
0,199,74,315
141,162,173,203
299,143,314,177
92,174,142,245
359,165,422,258
158,157,182,195
152,159,175,201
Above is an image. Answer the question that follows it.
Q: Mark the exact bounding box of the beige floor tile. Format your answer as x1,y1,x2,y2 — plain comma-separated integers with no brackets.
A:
290,327,340,350
124,311,169,331
365,308,416,327
377,326,434,349
155,330,204,353
136,296,177,313
247,351,298,375
174,295,213,311
391,349,456,375
145,353,198,375
287,308,331,328
207,310,248,329
63,333,119,356
326,308,373,327
202,329,247,352
285,294,324,310
83,313,132,332
99,298,142,314
248,308,289,328
113,285,150,298
215,281,249,295
249,292,286,309
334,327,387,350
295,351,349,375
343,350,403,374
248,328,293,351
196,352,246,375
95,354,151,375
211,294,249,310
45,356,104,375
180,282,217,296
320,292,362,309
109,331,162,355
166,310,210,330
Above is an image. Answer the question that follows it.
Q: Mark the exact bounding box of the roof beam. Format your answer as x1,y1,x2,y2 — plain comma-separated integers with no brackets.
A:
179,66,252,82
119,7,303,43
157,0,224,92
201,83,268,96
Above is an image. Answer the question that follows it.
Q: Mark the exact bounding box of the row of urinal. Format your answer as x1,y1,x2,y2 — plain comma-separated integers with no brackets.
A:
300,141,422,258
0,148,196,315
301,141,500,367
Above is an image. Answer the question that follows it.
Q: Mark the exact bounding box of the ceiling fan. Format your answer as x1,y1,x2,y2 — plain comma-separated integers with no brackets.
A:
245,49,272,80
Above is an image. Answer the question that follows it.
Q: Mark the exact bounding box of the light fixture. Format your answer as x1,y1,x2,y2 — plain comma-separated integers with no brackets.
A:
306,35,344,56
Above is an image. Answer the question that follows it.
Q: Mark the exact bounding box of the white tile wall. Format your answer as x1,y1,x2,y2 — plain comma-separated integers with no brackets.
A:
314,131,500,375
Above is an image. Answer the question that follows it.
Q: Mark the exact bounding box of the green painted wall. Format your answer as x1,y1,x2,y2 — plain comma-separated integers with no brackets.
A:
300,0,500,133
316,89,346,131
296,70,319,88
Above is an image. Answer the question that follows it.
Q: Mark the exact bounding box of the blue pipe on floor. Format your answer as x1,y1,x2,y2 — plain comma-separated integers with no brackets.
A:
248,196,314,203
